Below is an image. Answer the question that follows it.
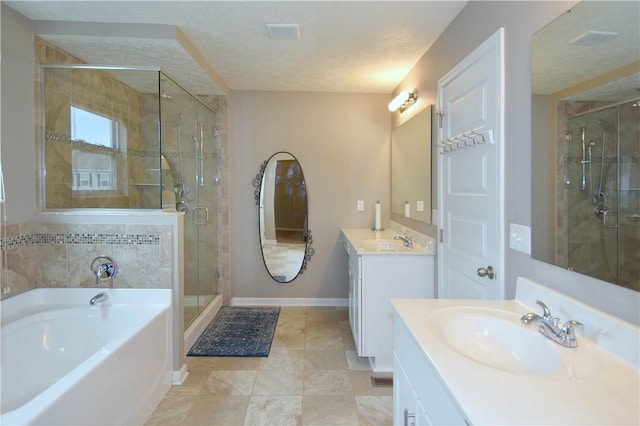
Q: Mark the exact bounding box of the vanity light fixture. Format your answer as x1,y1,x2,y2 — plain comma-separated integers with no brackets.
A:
388,89,418,113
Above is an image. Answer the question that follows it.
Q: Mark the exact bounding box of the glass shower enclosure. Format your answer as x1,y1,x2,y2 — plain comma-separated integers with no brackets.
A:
159,77,218,327
42,65,218,328
563,99,639,290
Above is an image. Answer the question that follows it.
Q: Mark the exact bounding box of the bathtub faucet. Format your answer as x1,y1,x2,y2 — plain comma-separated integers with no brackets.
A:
89,292,109,305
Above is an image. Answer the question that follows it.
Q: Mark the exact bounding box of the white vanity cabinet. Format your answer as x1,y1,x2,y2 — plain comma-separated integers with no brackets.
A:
342,229,434,372
393,312,469,426
390,277,640,425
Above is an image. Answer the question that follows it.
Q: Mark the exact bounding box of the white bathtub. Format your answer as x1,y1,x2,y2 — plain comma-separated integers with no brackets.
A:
0,288,172,425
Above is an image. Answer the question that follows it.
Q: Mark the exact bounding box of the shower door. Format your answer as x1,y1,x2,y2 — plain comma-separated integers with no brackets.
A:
186,102,217,327
160,75,218,329
564,101,639,290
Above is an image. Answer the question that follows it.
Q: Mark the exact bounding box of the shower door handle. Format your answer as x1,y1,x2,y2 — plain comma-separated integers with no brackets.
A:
603,210,618,229
192,206,209,226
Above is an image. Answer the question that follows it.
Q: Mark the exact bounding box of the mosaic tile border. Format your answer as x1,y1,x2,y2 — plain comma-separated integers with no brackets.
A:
1,233,160,250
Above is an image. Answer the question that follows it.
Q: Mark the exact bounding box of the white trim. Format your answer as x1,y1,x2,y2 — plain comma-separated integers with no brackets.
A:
184,294,223,355
171,364,189,385
230,297,349,307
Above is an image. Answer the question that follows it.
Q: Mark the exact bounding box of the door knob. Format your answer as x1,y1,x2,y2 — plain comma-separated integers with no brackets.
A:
477,266,495,279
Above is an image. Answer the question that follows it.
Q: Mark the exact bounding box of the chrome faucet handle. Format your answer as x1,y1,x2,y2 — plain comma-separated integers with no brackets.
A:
562,320,583,335
520,312,542,324
91,255,117,284
561,320,583,348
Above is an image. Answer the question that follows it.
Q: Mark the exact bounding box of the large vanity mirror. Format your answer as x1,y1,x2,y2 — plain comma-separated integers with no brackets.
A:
253,152,314,283
531,1,639,291
391,105,432,224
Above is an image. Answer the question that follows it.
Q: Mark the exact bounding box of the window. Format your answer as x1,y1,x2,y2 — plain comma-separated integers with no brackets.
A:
70,106,126,191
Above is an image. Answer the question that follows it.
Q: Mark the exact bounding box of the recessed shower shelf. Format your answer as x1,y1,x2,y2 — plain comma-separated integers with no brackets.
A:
133,182,165,188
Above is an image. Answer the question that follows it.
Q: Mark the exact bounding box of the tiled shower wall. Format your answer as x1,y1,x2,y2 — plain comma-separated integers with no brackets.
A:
556,99,640,289
0,38,230,302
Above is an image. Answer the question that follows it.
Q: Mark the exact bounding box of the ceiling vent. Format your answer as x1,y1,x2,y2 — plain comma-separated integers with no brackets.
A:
569,30,619,46
265,23,301,40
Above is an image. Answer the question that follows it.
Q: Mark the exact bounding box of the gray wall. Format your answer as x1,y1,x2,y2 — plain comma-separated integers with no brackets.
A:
1,4,36,224
231,90,390,300
392,0,639,324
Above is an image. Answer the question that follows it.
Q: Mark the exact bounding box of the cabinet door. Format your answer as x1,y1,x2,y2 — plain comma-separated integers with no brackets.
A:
415,399,432,426
393,353,418,426
348,254,362,353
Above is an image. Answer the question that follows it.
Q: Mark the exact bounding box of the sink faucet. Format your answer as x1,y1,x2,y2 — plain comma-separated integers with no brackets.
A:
394,233,413,248
89,292,109,305
521,300,583,348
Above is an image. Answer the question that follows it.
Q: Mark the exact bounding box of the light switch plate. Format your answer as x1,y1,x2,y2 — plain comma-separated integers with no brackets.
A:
416,200,425,212
357,200,364,211
509,223,531,254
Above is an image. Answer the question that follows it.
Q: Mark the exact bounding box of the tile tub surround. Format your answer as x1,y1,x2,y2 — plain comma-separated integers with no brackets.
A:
145,306,393,426
0,221,172,297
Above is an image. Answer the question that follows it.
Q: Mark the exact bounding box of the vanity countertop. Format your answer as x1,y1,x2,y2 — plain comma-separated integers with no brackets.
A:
341,228,434,256
391,277,640,425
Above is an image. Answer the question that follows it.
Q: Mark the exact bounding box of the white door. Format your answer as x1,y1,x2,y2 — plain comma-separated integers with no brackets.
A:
437,28,505,299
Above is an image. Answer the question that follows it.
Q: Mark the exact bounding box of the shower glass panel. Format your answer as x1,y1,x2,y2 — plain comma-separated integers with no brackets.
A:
159,77,218,328
564,100,639,290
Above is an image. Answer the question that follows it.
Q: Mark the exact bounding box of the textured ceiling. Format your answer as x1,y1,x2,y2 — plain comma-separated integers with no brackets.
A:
532,1,640,99
5,1,468,96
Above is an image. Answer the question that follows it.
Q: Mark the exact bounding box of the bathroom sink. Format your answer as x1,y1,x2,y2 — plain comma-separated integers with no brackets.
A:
362,239,405,250
428,307,564,375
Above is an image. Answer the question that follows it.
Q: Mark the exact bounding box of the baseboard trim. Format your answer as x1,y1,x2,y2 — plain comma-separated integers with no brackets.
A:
230,297,349,307
172,364,189,385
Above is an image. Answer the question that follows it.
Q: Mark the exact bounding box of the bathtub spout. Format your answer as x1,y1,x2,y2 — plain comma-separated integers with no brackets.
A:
89,292,109,305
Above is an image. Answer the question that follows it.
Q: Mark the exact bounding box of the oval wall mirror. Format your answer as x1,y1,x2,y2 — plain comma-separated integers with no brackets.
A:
253,152,314,283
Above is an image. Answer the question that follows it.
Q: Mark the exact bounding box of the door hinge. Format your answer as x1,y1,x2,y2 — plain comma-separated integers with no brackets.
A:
439,228,444,243
215,270,221,280
436,112,444,129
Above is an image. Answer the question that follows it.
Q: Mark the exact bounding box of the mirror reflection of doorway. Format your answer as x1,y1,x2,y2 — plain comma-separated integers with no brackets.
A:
255,152,312,283
274,159,307,244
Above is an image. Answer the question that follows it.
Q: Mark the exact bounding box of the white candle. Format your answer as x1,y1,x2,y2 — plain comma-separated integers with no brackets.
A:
404,201,410,218
375,200,382,230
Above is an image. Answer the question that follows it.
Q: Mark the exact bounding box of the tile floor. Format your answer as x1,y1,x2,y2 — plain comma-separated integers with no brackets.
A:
262,242,307,282
145,306,393,426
